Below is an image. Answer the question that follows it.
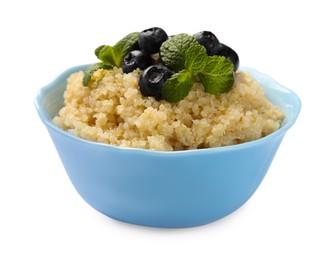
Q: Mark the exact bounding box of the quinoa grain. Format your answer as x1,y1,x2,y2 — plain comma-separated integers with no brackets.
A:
53,68,284,151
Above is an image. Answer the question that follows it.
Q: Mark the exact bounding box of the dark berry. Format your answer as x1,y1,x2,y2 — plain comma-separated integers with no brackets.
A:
216,43,240,71
139,65,172,100
193,31,221,56
139,27,168,54
121,50,151,73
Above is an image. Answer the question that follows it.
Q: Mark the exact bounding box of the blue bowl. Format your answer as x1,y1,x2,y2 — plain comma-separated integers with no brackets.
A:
35,65,301,228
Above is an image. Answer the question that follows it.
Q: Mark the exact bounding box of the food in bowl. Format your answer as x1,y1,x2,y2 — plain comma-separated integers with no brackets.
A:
35,27,301,228
53,69,283,151
52,27,284,151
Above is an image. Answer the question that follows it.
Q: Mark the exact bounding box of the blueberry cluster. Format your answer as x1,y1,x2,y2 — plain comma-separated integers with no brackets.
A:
193,31,239,71
121,27,169,100
121,27,239,100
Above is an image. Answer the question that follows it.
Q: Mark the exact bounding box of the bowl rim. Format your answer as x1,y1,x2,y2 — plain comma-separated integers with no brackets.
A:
35,64,301,156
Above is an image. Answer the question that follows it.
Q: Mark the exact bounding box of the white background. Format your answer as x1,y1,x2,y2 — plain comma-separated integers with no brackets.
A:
1,0,332,259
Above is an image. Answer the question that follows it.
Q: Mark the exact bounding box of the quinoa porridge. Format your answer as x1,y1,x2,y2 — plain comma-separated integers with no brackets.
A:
53,68,284,151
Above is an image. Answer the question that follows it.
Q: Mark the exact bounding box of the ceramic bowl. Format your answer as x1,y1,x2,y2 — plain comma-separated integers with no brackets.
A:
35,65,301,228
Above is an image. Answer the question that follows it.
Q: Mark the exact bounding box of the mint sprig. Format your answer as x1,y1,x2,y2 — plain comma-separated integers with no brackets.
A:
83,32,139,86
160,33,197,72
198,56,234,94
160,34,235,102
162,70,194,103
184,43,207,74
95,32,139,67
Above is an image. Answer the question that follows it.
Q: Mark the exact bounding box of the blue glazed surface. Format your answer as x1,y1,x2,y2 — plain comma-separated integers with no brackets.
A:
35,65,301,228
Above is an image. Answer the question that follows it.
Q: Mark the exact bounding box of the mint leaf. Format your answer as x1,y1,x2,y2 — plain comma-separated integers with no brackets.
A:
95,45,118,66
161,70,194,103
160,34,234,101
95,32,139,68
83,63,112,86
95,45,106,57
198,56,234,95
160,33,197,72
184,43,207,74
113,32,139,67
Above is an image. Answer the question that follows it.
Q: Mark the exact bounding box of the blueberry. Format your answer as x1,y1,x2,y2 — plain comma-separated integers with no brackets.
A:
216,43,240,71
139,65,172,100
121,50,151,73
193,31,221,56
139,27,168,54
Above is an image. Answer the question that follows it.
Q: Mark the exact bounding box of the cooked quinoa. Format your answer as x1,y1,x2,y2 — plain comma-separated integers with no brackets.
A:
53,68,284,151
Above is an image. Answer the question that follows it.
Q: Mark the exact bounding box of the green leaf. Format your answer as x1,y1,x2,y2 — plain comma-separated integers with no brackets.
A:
95,32,139,67
82,63,112,86
161,70,194,103
160,33,197,72
95,45,105,57
95,45,117,66
184,43,207,74
113,32,140,67
198,56,234,95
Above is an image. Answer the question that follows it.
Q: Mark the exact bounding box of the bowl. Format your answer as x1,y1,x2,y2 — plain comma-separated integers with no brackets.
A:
35,64,301,228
